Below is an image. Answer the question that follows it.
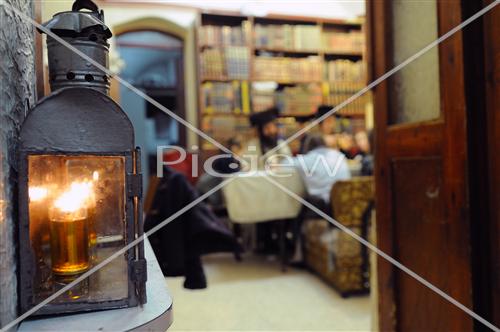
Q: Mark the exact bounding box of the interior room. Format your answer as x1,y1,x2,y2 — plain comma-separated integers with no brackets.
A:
0,0,499,331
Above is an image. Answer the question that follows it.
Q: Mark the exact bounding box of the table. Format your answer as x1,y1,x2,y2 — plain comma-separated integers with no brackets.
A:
222,169,306,270
222,169,306,223
18,239,173,332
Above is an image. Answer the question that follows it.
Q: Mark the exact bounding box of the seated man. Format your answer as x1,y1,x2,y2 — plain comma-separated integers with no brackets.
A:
294,133,351,212
315,104,341,151
245,107,292,170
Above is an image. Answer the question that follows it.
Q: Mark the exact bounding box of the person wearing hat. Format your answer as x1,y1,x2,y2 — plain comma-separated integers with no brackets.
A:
316,104,339,135
245,107,292,169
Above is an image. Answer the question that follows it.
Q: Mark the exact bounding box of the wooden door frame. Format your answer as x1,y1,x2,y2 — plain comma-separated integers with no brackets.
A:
113,23,188,148
368,1,472,331
34,1,45,100
482,0,500,326
460,1,500,329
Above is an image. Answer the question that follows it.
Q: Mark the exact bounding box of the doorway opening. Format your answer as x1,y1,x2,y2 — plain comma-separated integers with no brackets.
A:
116,30,186,184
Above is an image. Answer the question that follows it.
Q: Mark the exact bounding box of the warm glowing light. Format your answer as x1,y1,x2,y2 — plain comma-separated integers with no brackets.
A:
54,182,93,213
29,187,48,202
92,171,99,181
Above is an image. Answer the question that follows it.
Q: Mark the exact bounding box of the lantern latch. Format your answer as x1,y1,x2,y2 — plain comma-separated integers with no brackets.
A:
127,173,143,198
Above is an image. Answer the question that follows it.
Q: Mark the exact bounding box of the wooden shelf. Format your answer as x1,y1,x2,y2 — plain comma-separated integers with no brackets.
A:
336,112,366,118
323,50,363,57
199,43,249,50
252,79,323,84
202,77,323,84
201,77,249,83
254,47,320,55
280,112,316,117
253,49,363,58
202,112,249,117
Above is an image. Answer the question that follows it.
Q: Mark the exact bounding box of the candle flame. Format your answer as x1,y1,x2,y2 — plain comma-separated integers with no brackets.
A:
29,187,48,202
93,171,99,181
54,182,93,213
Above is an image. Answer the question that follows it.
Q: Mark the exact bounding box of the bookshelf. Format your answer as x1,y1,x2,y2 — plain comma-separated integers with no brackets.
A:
196,12,370,152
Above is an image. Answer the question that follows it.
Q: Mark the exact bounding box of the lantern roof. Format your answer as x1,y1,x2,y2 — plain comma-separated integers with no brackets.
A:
41,3,112,39
20,88,134,153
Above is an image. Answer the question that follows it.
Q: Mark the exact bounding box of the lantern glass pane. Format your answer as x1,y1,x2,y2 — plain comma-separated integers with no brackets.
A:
28,155,128,304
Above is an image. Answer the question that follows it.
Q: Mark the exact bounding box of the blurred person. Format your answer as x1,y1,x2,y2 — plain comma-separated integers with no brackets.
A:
355,130,374,176
354,130,370,156
315,105,341,150
294,133,351,210
338,132,360,159
146,166,240,290
316,105,337,136
245,107,292,169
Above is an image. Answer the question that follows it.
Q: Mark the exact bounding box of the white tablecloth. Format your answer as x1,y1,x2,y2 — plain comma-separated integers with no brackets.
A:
222,169,306,223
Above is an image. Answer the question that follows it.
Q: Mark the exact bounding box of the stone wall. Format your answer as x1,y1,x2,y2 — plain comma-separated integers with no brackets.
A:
0,0,36,329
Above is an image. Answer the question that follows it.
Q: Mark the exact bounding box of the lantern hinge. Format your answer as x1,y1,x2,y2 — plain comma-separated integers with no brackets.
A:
131,258,148,283
127,173,143,198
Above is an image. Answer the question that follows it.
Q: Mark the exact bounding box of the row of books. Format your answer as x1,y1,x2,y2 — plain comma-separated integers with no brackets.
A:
201,82,368,115
201,115,252,149
198,22,251,47
251,84,322,116
326,60,365,82
202,81,250,114
250,82,368,116
251,89,275,113
253,56,323,82
276,84,323,115
200,47,250,80
326,84,370,116
322,30,364,53
254,24,321,51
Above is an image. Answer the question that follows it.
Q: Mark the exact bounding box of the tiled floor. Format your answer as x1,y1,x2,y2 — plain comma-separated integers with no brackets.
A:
166,253,372,331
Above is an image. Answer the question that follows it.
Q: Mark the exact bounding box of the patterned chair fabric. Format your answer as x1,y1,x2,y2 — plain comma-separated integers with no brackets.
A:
304,176,374,297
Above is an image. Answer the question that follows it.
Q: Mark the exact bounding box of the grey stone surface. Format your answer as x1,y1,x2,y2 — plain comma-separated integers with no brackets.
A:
0,0,36,329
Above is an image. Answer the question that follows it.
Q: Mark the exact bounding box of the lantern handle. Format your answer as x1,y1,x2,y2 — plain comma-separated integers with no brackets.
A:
72,0,99,13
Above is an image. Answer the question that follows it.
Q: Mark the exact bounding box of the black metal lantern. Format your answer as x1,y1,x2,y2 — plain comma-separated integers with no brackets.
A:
17,0,146,315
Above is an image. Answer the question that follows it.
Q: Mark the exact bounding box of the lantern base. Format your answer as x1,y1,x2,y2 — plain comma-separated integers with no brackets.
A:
19,239,171,332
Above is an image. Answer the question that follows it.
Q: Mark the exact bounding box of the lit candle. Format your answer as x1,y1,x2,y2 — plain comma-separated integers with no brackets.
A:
49,183,91,276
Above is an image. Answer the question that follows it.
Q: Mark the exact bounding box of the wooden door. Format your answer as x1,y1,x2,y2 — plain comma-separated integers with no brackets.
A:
368,1,474,330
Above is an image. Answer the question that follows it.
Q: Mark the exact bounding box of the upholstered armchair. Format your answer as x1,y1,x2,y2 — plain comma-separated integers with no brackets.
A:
304,176,374,297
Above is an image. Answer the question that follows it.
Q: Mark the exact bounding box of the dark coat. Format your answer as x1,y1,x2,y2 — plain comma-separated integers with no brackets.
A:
144,168,238,287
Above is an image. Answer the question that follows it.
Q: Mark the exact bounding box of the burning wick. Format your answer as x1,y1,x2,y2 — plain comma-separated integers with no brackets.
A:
54,182,92,213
